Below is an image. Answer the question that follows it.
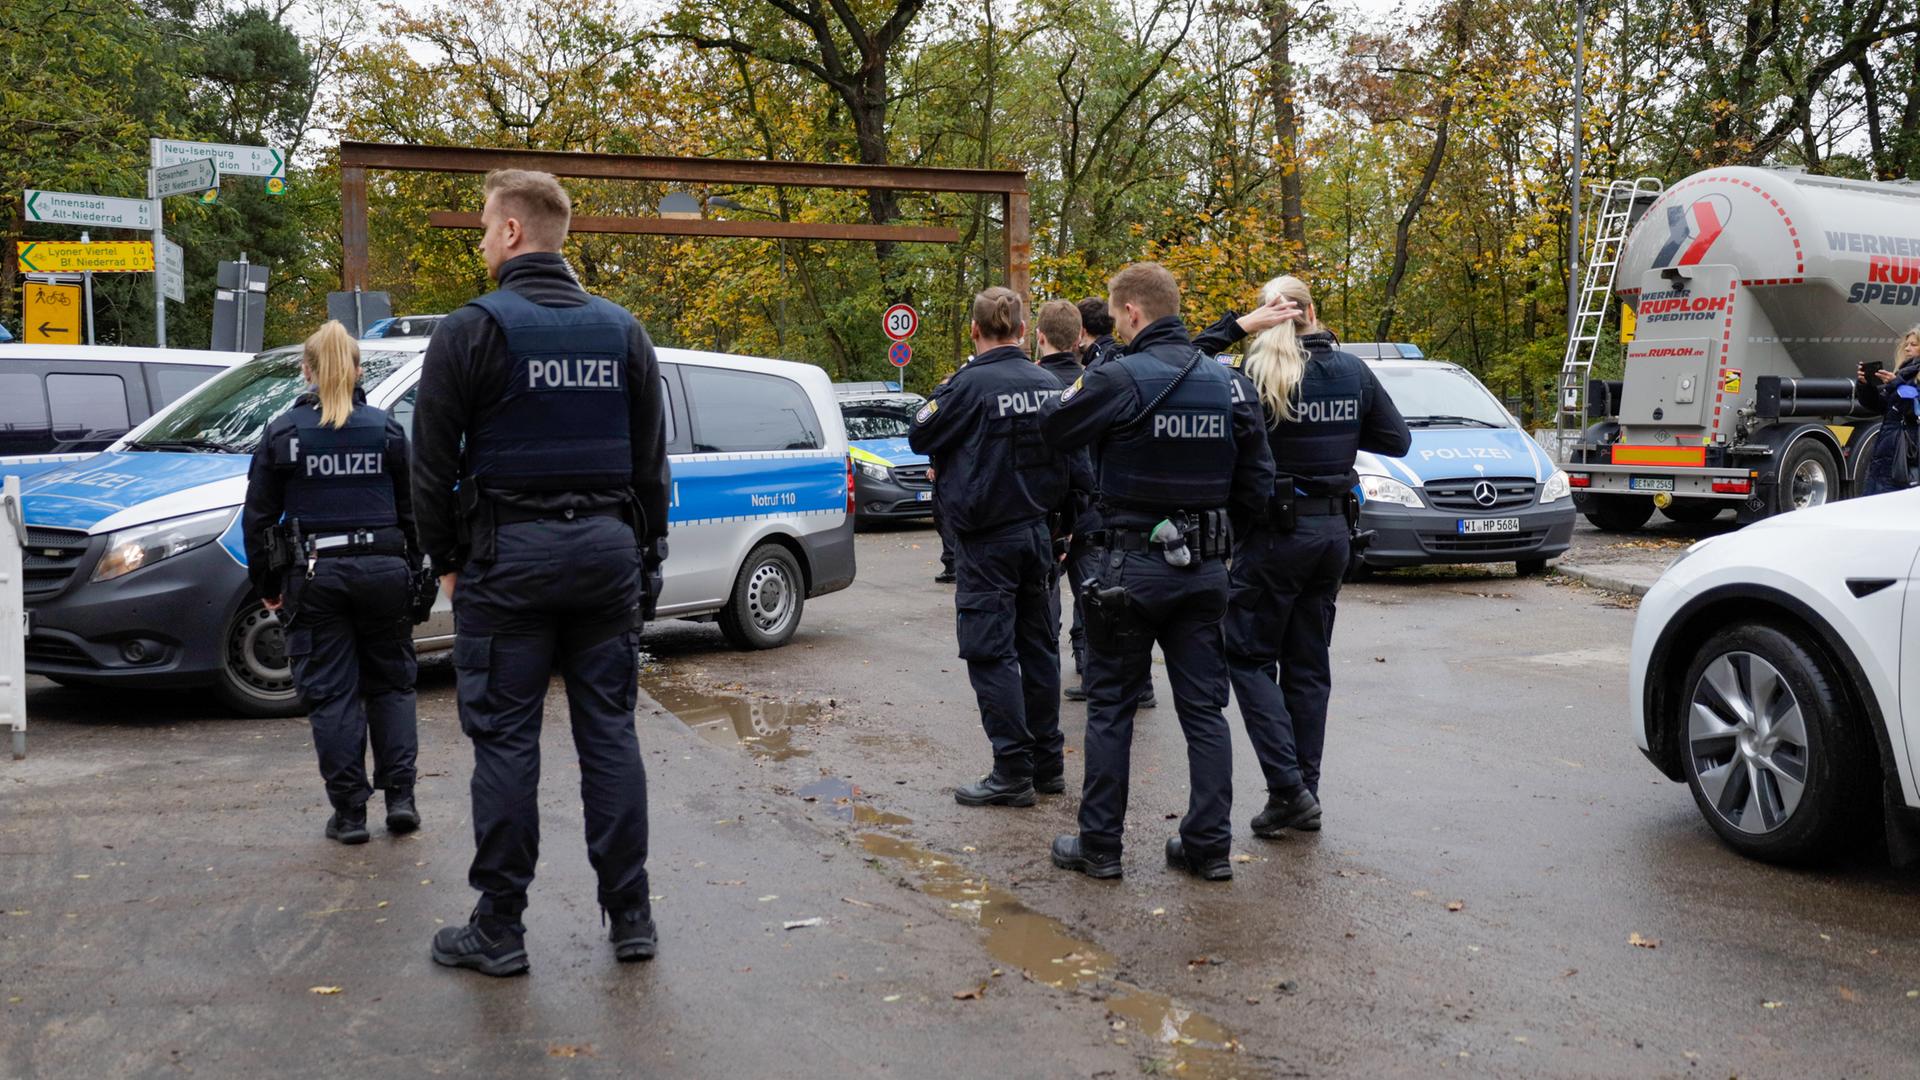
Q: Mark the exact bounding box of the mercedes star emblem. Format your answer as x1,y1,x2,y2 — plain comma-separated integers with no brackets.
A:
1472,480,1499,507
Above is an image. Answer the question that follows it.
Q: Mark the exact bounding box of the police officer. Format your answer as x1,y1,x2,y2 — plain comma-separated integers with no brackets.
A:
1042,263,1274,881
245,320,421,846
413,169,671,976
1077,297,1122,370
910,287,1074,807
1034,300,1093,684
1225,275,1409,837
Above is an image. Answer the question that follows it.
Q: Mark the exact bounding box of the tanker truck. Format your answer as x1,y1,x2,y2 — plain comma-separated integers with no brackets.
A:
1567,165,1920,529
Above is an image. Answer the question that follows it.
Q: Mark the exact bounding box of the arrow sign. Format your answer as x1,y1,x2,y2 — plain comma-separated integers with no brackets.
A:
23,281,81,343
22,189,153,230
18,240,154,273
150,137,285,179
150,157,219,199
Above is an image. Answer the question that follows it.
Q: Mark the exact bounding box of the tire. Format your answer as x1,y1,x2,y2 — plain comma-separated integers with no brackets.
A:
1774,438,1839,515
718,542,806,650
1515,558,1548,577
1676,622,1875,864
1582,496,1655,532
211,601,305,718
1661,499,1724,525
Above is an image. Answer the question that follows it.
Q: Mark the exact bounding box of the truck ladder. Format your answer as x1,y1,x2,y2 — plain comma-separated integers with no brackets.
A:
1554,176,1664,461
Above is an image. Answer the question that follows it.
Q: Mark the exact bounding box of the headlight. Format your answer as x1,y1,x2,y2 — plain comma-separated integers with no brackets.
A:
92,507,238,582
855,460,891,481
1539,468,1572,503
1357,474,1422,508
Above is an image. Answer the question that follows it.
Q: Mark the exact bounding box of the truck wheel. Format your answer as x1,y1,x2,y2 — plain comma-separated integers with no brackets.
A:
212,601,305,718
1582,496,1655,532
719,542,805,650
1776,439,1839,514
1661,499,1724,524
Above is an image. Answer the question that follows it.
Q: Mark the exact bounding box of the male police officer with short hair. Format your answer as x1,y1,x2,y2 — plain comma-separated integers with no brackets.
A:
1042,263,1273,882
414,169,671,976
910,287,1074,807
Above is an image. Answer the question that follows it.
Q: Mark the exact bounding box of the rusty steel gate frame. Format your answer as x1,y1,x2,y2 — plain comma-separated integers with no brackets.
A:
337,141,1032,302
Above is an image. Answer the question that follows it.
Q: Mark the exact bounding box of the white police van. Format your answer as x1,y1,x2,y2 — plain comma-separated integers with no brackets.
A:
1345,344,1575,577
17,337,854,716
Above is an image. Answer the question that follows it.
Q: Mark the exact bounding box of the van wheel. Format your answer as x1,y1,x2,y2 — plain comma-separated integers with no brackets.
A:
1582,496,1655,532
1515,558,1548,577
212,602,304,718
1775,439,1838,515
719,543,805,650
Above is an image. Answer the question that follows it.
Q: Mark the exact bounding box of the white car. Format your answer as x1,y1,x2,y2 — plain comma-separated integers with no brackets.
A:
1630,490,1920,863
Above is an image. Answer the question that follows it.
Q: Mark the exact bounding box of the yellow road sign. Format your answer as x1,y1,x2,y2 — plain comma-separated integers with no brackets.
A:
24,281,82,343
16,241,154,273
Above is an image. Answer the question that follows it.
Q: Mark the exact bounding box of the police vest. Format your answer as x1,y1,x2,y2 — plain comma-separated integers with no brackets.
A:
1266,346,1368,495
1098,347,1237,514
466,289,634,493
279,403,398,531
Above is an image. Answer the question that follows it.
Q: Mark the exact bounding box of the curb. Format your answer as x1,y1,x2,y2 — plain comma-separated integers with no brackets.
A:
1551,562,1655,598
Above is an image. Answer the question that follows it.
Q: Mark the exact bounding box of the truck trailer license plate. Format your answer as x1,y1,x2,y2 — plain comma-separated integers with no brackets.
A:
1458,517,1521,535
1630,476,1676,492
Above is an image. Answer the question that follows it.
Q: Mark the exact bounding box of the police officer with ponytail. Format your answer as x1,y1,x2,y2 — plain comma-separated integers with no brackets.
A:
1225,276,1408,837
413,169,671,977
1042,263,1274,882
244,321,421,846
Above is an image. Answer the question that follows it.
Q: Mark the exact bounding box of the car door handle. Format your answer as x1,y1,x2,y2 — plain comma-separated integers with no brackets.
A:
1846,577,1896,598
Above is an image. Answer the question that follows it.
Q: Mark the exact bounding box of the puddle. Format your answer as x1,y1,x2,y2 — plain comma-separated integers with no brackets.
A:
642,676,827,761
798,777,913,827
857,833,1250,1078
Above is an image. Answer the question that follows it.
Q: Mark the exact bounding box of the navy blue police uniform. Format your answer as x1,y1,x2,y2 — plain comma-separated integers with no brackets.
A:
1037,350,1095,678
413,252,671,974
1041,316,1274,880
244,386,420,842
909,344,1074,804
1226,331,1410,835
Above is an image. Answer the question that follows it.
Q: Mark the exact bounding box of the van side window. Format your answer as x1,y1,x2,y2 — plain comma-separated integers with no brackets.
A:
660,375,676,444
151,365,217,407
390,385,417,442
46,373,131,449
0,373,52,454
682,367,822,453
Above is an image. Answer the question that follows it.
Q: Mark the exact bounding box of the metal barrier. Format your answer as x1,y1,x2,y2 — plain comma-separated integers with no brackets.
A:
2,475,25,759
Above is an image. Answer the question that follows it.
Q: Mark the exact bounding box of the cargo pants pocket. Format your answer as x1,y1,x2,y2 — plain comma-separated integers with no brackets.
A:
453,634,499,737
954,590,1014,661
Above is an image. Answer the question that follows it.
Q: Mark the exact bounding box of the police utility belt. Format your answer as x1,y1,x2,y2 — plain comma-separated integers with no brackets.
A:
1085,508,1232,561
269,523,408,579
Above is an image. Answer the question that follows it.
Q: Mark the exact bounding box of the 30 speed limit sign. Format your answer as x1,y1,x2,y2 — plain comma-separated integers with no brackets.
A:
882,303,918,341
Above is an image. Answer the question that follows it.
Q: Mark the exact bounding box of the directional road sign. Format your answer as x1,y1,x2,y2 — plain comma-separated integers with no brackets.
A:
158,238,185,304
151,157,218,199
23,189,153,230
23,281,82,343
17,241,154,273
882,303,918,341
150,138,285,179
888,340,912,368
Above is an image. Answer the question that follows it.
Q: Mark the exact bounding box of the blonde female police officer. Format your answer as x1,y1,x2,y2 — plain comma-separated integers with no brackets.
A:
1225,276,1409,836
244,321,422,846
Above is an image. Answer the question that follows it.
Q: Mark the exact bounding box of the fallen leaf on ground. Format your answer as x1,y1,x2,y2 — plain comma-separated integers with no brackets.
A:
953,984,985,1001
1232,854,1255,863
883,994,901,1003
758,895,779,902
1762,1000,1784,1009
783,918,823,930
309,986,342,995
1150,908,1166,916
1628,932,1660,949
1446,901,1465,912
707,880,746,886
841,897,876,908
548,1044,594,1058
1838,986,1860,1003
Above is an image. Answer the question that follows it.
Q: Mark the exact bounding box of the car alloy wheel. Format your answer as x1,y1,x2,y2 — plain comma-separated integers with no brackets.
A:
1688,650,1810,834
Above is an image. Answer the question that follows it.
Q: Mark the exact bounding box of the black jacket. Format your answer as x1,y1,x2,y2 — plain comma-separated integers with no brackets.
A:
411,253,671,570
908,344,1072,535
243,387,416,597
1252,332,1411,496
1858,358,1920,427
1080,335,1122,370
1037,351,1096,534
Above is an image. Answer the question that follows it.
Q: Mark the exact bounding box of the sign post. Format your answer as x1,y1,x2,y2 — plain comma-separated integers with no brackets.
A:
150,138,285,180
22,189,154,230
150,157,219,200
148,138,284,346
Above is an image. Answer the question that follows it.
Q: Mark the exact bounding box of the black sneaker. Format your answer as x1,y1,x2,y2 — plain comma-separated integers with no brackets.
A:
1250,787,1321,837
954,771,1036,807
1033,772,1067,796
1051,835,1123,879
1165,836,1233,882
608,907,657,962
431,916,529,977
385,787,420,835
325,804,369,845
1064,683,1088,701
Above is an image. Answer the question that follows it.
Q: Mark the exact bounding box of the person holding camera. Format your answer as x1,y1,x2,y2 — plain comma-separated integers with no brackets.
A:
1856,326,1920,497
242,320,423,846
1224,275,1409,838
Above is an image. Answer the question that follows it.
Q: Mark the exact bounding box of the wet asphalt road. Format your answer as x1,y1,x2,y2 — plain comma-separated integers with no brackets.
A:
6,520,1920,1078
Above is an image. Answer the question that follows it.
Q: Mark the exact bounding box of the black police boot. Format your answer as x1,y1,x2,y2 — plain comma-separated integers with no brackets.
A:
954,768,1036,807
1250,786,1322,838
1064,682,1088,701
608,905,658,963
1137,688,1158,709
325,801,370,845
1165,836,1233,882
431,912,529,977
934,569,957,584
1051,835,1123,879
1032,764,1067,795
385,787,420,835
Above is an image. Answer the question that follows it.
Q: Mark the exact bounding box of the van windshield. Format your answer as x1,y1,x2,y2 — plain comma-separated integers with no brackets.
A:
841,404,919,441
1373,366,1511,429
127,349,413,454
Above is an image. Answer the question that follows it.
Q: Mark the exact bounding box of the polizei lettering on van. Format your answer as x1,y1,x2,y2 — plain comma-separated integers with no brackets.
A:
995,390,1053,417
1297,397,1359,423
1154,412,1226,439
527,357,622,390
305,451,383,477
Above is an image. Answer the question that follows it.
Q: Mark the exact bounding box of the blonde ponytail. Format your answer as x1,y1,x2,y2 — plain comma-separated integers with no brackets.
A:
303,320,361,429
1243,275,1319,426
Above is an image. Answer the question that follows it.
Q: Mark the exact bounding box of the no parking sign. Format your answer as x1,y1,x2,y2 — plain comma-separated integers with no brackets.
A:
888,340,912,367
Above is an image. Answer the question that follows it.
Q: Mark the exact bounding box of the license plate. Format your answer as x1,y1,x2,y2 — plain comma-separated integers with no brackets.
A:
1630,476,1675,492
916,490,932,501
1458,517,1521,535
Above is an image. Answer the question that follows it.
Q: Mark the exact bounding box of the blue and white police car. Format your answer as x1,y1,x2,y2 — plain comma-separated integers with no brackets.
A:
18,337,855,717
1345,343,1575,577
835,385,934,524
